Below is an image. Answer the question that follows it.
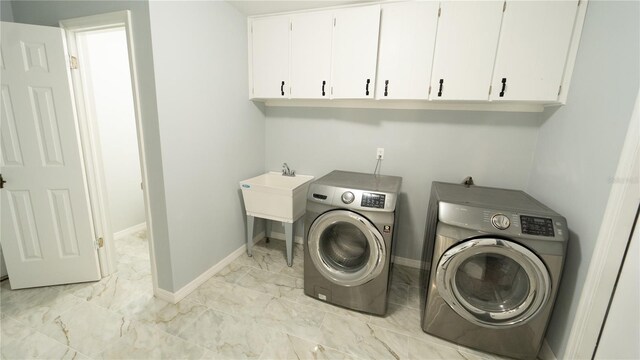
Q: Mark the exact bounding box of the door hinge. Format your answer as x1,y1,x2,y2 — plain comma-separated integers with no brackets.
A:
438,7,441,17
69,55,78,70
290,22,292,31
558,85,562,96
428,85,432,95
489,85,492,95
333,18,336,27
577,0,581,6
331,86,334,95
503,1,507,12
251,24,253,34
95,237,104,249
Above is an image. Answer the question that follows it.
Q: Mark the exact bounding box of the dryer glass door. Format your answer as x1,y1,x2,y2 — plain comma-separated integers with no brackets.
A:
308,210,386,287
436,238,551,328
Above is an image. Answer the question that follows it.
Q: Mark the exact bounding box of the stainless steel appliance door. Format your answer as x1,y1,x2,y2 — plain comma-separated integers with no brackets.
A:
436,238,551,328
308,210,385,286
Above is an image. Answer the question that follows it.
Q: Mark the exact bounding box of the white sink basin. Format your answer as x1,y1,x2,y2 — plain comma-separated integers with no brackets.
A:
240,172,314,223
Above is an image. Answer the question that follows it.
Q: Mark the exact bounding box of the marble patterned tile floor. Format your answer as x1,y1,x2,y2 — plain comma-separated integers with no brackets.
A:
0,232,505,360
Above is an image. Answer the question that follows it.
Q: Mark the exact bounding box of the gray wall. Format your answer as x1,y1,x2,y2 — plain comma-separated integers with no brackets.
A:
148,1,265,290
265,107,541,259
1,0,14,21
527,1,640,358
10,0,175,291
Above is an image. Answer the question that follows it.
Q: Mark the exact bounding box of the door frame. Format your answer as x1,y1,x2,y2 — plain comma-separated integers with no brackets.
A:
562,92,640,359
59,11,159,293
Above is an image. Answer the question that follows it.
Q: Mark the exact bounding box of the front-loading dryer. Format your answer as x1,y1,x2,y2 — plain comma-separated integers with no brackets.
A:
304,170,402,315
421,182,568,360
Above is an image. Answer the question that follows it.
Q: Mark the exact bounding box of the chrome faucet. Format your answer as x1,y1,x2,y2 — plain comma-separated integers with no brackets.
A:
282,163,295,177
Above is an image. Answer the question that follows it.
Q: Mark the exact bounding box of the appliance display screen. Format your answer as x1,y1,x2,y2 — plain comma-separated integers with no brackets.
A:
520,215,554,237
361,193,385,209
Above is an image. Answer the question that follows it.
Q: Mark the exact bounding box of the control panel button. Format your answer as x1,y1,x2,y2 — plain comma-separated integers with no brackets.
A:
341,191,355,204
491,214,511,230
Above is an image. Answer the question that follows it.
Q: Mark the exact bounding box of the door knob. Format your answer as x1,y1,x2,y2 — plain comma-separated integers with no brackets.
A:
0,174,6,189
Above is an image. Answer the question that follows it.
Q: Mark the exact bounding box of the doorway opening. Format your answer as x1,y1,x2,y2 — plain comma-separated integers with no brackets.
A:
61,12,158,296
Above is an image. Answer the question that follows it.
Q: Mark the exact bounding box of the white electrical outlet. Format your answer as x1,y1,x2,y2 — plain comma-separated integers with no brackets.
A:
376,148,384,159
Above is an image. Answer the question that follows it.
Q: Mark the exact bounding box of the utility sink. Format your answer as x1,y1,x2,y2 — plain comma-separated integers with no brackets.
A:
240,172,314,223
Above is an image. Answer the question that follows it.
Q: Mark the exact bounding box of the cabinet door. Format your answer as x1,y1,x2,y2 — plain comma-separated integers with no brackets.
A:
490,1,578,102
290,11,333,99
251,15,290,99
331,5,380,99
430,1,503,101
376,2,439,100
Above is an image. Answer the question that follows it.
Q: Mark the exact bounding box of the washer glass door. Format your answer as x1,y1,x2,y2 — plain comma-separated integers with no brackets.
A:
308,210,386,287
436,238,551,328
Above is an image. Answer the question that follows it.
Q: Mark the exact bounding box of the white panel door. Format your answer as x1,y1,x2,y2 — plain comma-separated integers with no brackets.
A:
490,1,578,102
0,21,101,289
331,5,380,99
430,1,503,101
290,11,333,99
376,2,439,100
251,15,290,99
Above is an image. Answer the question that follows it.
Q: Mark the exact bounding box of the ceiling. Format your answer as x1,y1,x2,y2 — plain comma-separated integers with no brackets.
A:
227,0,377,16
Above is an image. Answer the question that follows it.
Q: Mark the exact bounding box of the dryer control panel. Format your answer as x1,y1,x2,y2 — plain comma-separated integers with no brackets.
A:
438,202,568,242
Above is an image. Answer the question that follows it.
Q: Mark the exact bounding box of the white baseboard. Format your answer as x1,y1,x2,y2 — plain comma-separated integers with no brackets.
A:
114,222,146,240
392,256,422,269
538,339,557,360
154,231,265,304
268,231,304,245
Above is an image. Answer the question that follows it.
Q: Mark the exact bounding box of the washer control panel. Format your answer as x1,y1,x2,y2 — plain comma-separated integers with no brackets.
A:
520,215,555,237
361,193,386,209
306,184,399,212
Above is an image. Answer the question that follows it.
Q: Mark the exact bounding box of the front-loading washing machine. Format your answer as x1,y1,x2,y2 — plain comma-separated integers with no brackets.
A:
421,182,568,360
304,170,402,315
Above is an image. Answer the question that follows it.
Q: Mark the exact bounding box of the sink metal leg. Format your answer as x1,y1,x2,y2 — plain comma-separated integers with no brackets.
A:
265,219,272,243
284,222,293,267
246,215,255,257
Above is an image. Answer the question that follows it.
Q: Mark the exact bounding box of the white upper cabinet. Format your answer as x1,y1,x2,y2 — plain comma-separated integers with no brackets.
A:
376,2,439,100
247,1,587,110
250,15,290,99
330,5,381,99
290,11,333,99
490,1,579,102
430,1,503,101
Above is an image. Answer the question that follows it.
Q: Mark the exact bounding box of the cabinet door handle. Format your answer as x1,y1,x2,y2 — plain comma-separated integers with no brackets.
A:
281,81,285,96
438,79,444,97
499,78,507,97
322,81,326,96
384,80,389,97
365,79,370,96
